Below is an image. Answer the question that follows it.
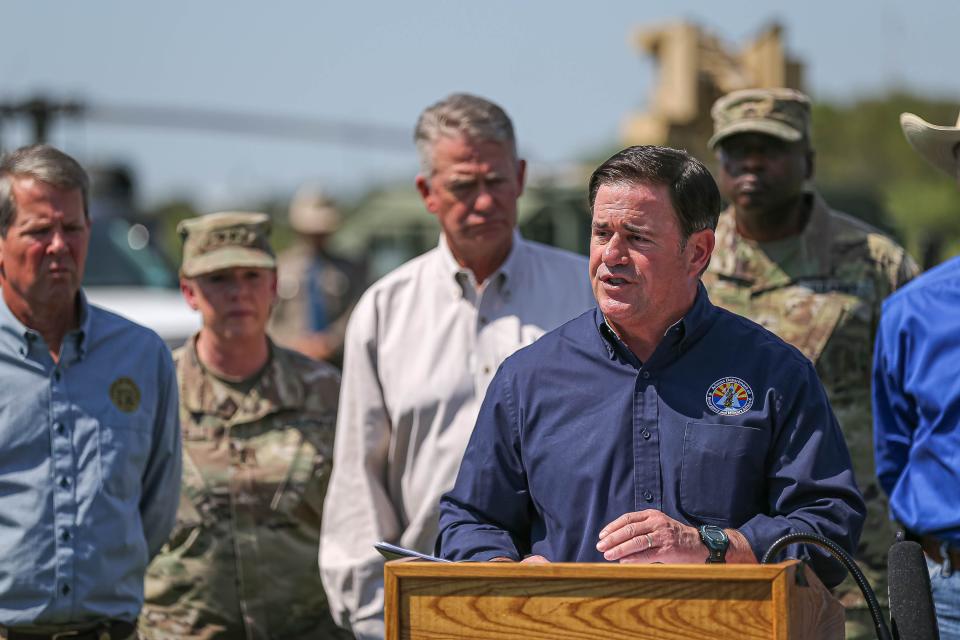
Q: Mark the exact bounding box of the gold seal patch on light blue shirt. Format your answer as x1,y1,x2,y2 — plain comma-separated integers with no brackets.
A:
706,377,754,416
110,377,141,413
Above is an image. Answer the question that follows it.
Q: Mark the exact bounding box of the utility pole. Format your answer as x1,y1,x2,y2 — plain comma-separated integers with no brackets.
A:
0,96,84,149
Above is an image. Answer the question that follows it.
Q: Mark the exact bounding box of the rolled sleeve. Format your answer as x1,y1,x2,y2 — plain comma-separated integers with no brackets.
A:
738,363,865,588
139,345,182,559
319,296,399,636
437,369,531,562
871,307,914,499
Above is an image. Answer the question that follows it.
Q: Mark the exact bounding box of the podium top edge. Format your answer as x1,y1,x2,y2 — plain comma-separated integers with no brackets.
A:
385,559,800,581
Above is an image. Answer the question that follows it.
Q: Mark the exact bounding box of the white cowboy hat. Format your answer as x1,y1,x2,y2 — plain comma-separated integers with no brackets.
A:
900,111,960,178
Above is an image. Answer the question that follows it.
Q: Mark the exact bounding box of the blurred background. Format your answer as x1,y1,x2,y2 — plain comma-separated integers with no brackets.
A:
3,0,958,343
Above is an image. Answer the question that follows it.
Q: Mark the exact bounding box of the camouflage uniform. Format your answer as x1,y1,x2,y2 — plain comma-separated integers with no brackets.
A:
703,194,918,637
140,337,349,640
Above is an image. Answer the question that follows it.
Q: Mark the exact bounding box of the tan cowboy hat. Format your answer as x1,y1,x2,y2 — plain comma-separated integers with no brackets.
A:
900,111,960,177
289,183,341,234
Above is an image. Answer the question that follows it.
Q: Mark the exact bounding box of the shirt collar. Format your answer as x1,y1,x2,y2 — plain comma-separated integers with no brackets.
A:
710,191,833,284
0,289,89,361
73,290,91,359
0,290,31,358
437,229,522,299
179,333,305,423
595,282,715,367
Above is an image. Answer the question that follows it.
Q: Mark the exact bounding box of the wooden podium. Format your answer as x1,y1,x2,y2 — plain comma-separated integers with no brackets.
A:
384,560,844,639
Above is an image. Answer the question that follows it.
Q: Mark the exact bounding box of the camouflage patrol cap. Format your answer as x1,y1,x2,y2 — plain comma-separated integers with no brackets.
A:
709,88,811,150
178,211,276,277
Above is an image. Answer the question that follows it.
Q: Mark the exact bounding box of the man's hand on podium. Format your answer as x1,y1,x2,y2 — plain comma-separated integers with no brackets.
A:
595,509,757,564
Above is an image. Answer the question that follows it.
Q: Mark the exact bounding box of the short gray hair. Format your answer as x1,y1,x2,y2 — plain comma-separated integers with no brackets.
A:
414,93,518,176
0,144,90,237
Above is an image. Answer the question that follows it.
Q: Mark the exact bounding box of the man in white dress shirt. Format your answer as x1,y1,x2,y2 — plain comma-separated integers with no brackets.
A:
319,93,595,639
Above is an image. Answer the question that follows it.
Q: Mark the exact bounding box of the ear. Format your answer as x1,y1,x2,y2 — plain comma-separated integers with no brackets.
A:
515,158,527,197
268,270,279,301
686,228,715,277
180,277,200,311
415,175,439,215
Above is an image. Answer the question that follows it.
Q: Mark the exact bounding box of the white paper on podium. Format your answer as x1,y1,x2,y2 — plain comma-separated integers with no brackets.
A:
374,541,452,563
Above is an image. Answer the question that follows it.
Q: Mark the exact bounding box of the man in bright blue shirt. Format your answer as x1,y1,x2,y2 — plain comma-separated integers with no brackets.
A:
438,145,865,589
873,110,960,637
0,145,181,639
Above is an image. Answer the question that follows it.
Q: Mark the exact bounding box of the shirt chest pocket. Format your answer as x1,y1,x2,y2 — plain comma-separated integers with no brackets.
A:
679,421,769,526
99,422,152,500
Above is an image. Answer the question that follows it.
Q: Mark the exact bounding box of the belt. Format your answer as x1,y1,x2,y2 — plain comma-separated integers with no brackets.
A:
902,528,960,568
0,621,136,640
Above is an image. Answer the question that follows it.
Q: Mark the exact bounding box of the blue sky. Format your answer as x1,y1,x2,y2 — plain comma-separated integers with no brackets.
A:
3,0,958,210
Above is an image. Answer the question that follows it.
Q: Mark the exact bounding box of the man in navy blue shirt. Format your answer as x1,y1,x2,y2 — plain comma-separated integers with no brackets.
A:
437,146,865,588
873,110,960,638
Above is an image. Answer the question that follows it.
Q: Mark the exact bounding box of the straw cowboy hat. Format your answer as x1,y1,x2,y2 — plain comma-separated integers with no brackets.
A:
900,110,960,178
289,183,342,235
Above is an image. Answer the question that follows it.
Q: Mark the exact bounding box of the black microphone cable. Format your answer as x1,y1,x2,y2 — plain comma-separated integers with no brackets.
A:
761,531,893,640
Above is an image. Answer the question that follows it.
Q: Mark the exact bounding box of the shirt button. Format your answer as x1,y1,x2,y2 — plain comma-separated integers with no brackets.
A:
59,477,70,489
641,371,650,379
643,490,654,502
61,584,71,596
641,429,651,440
61,529,71,542
482,366,491,374
479,316,489,325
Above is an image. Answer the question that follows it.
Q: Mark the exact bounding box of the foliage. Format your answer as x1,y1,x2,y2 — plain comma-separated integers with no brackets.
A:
811,93,960,267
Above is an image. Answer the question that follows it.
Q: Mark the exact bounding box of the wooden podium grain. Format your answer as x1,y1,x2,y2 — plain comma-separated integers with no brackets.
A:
384,559,844,639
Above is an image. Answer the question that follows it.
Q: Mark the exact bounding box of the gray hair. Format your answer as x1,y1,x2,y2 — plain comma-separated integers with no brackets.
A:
414,93,518,176
0,144,90,237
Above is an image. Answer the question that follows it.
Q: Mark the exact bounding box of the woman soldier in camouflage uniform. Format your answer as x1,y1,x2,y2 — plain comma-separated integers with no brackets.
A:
140,212,349,639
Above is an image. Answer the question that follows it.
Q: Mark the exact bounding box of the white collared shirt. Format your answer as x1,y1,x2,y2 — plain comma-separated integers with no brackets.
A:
319,232,595,638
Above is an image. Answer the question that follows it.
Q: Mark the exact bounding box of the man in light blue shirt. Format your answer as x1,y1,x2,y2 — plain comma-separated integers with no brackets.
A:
0,145,181,639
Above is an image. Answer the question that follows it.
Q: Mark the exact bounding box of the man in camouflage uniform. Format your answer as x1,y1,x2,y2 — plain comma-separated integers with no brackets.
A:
703,88,918,638
140,212,349,639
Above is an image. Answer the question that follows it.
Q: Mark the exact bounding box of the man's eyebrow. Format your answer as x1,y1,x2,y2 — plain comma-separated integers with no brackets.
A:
622,222,649,234
19,219,51,229
592,220,610,229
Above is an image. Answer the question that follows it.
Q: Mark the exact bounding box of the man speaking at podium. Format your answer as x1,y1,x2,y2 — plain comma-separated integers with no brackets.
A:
437,146,865,588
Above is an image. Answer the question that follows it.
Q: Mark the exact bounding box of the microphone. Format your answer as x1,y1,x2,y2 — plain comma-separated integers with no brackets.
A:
887,541,940,640
762,531,892,640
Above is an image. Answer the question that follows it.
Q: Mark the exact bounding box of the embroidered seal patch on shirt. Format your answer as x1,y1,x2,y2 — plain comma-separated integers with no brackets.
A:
706,377,754,416
110,377,141,413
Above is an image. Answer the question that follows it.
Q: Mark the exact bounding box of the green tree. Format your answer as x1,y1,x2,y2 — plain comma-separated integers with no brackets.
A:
812,93,960,267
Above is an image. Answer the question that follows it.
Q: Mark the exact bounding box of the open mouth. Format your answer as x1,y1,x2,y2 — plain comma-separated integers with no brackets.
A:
600,273,632,286
736,178,764,195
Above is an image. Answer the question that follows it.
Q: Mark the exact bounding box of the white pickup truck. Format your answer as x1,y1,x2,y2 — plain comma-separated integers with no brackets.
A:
83,217,200,349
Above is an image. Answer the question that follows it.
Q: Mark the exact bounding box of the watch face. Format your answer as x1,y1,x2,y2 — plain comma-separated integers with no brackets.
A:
700,525,728,552
702,527,726,546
